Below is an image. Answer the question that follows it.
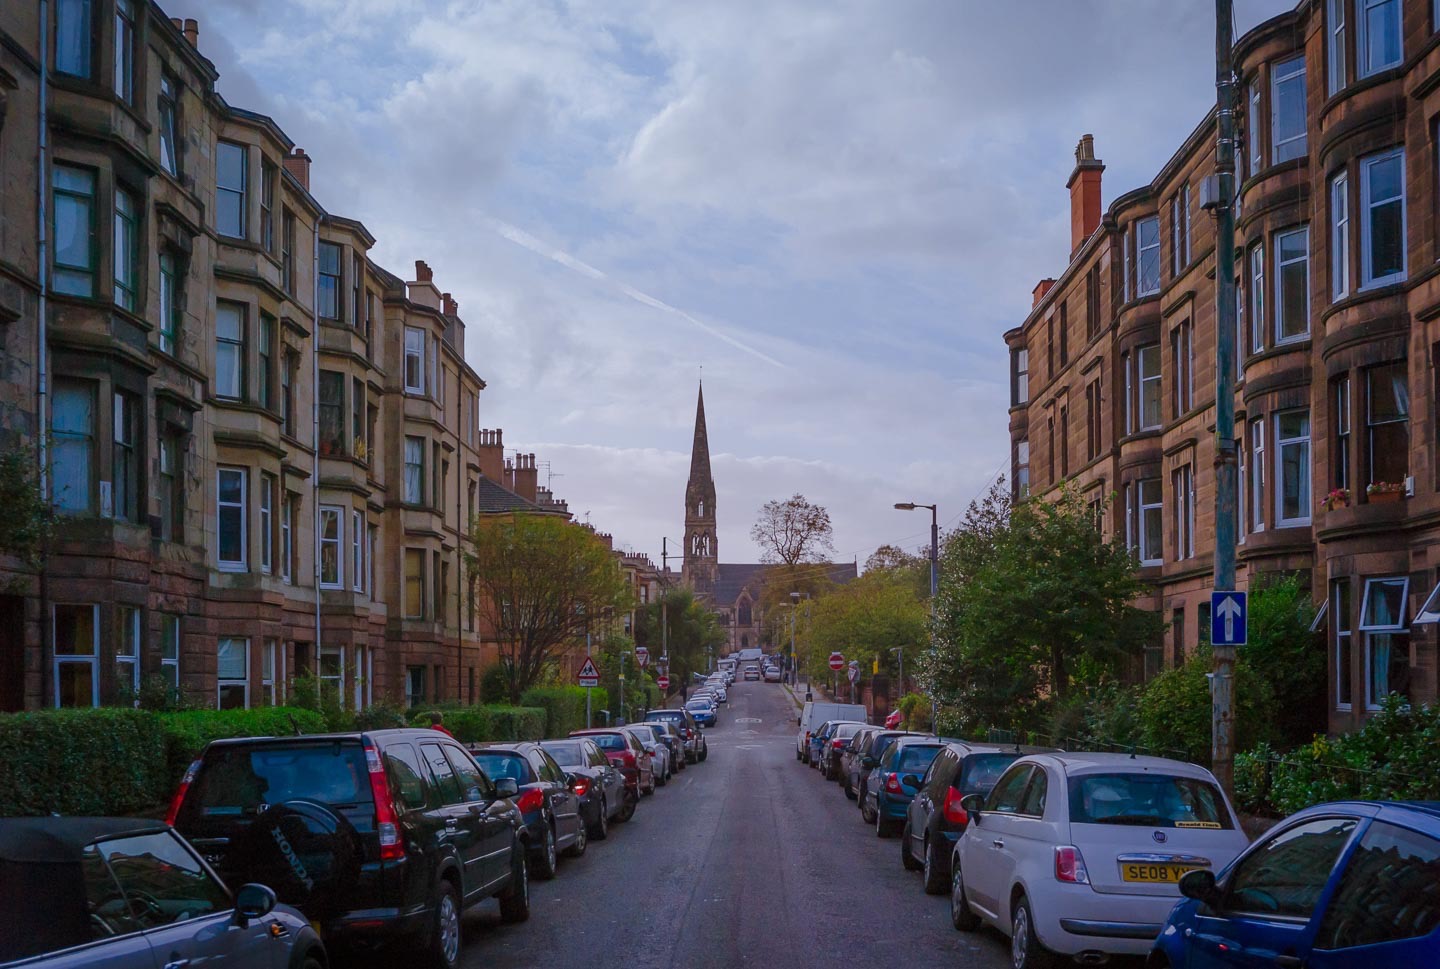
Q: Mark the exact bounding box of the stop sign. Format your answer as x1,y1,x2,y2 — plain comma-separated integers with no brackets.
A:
657,674,670,691
828,652,845,671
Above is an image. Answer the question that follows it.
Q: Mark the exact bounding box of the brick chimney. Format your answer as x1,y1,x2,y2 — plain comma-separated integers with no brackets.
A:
415,260,433,282
511,453,538,503
441,292,458,316
406,260,442,310
477,428,505,482
183,18,199,47
283,147,311,192
1066,133,1105,257
1032,278,1057,308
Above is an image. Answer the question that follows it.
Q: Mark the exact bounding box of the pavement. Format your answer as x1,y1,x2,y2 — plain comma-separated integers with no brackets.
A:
454,677,1012,969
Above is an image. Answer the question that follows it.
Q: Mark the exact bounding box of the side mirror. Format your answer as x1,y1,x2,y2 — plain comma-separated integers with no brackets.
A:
495,777,520,798
901,774,922,788
233,883,277,926
862,756,877,768
960,794,986,821
1178,868,1220,905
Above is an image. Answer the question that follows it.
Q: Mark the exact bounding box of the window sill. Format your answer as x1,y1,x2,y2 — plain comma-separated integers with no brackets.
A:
217,563,248,573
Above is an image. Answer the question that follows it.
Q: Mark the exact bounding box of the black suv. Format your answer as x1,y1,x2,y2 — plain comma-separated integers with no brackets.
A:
170,728,532,969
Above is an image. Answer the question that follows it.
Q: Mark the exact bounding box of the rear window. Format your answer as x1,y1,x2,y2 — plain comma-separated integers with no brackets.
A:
957,753,1020,795
834,723,863,740
1067,772,1232,829
588,733,627,751
647,711,682,722
896,745,944,772
541,741,587,767
472,753,529,782
192,743,371,815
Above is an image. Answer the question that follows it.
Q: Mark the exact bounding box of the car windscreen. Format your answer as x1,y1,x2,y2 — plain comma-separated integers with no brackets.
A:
646,711,682,722
895,745,944,772
1067,772,1232,829
956,753,1020,795
588,733,628,751
192,742,372,815
685,702,710,711
833,723,863,740
472,753,530,782
540,741,587,767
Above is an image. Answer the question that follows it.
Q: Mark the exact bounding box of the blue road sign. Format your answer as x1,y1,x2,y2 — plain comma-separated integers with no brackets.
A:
1211,591,1247,646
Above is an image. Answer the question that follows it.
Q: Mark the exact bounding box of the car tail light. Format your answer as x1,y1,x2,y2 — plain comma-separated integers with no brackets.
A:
364,743,405,862
571,777,591,797
164,758,202,826
832,739,846,748
515,788,545,814
942,787,969,826
1054,846,1091,884
884,772,903,794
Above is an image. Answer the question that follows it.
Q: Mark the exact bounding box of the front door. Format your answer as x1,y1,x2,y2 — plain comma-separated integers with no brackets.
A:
965,764,1035,919
420,742,485,900
442,744,512,893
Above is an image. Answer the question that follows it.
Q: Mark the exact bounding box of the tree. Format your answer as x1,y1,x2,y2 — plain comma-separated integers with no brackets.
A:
865,544,922,574
804,567,928,684
927,481,1160,735
0,441,53,592
751,493,836,566
465,514,635,704
636,587,724,698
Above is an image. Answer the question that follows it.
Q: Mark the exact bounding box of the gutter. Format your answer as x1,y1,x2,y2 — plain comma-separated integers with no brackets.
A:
37,0,51,708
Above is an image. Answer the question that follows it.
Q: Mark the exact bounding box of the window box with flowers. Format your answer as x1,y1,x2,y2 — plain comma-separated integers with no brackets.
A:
1320,488,1350,512
1367,481,1406,504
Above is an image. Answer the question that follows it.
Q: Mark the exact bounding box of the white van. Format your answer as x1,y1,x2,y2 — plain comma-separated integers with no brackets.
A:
796,701,868,761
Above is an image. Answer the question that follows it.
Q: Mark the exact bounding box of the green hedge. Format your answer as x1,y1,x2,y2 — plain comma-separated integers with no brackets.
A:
160,707,327,780
408,705,546,742
521,686,608,736
0,709,169,817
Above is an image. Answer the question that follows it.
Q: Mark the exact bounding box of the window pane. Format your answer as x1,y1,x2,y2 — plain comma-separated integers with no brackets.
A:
217,638,246,679
1316,821,1440,949
1361,578,1407,630
98,832,229,928
54,604,96,655
1225,817,1357,918
1272,55,1307,163
57,661,94,707
1277,228,1309,341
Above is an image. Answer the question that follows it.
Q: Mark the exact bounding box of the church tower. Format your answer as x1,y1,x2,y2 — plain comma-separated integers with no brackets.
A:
682,382,718,597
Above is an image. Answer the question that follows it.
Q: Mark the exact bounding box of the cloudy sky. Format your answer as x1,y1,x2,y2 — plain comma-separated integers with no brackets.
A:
166,0,1292,566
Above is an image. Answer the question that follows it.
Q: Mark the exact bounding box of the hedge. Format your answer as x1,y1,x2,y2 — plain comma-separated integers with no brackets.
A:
160,707,327,781
0,708,169,817
408,704,546,743
521,686,608,737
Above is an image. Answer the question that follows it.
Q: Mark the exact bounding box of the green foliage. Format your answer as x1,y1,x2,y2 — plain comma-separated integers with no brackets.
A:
1134,646,1275,764
0,709,169,816
159,707,327,781
1242,574,1323,747
407,705,547,742
521,686,608,736
118,674,199,712
289,673,351,731
0,441,53,583
804,567,927,684
352,703,409,731
635,588,725,695
897,693,932,732
480,663,510,704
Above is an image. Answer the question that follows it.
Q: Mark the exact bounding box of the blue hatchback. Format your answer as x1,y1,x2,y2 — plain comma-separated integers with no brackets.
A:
862,738,946,836
1152,800,1440,969
685,700,717,727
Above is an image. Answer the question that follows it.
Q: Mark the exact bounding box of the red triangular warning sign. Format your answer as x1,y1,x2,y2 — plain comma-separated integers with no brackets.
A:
577,656,600,685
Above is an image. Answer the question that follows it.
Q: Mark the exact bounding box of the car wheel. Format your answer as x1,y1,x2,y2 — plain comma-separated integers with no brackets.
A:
844,776,855,799
567,817,588,858
900,821,923,871
875,804,896,838
301,955,324,969
923,835,949,894
534,821,558,880
859,793,872,824
618,789,637,822
950,860,981,931
424,880,461,969
497,847,530,924
656,766,668,787
699,744,708,762
1011,895,1056,969
591,796,610,839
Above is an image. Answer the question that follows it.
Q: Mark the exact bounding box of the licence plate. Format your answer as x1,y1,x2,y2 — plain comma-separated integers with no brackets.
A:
309,920,324,939
1121,863,1203,883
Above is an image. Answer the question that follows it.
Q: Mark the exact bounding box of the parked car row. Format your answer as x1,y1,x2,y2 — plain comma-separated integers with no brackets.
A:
802,712,1440,967
3,706,720,969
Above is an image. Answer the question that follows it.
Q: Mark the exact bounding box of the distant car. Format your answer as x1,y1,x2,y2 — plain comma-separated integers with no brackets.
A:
0,817,326,969
644,708,707,762
819,722,867,781
863,737,948,836
685,698,718,728
950,753,1248,968
642,719,687,771
570,728,655,799
1152,799,1440,969
796,701,868,762
704,680,729,703
620,724,673,785
838,726,883,796
743,666,761,681
763,666,782,683
539,737,629,836
469,741,587,879
846,729,927,802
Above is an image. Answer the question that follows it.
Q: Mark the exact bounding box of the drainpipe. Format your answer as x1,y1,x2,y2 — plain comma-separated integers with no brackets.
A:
311,222,321,678
455,368,463,705
37,0,52,708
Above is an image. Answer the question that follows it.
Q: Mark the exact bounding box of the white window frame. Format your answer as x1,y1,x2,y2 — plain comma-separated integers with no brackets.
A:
352,509,365,593
280,492,293,585
1274,409,1312,528
404,327,425,394
1138,478,1163,566
1331,171,1350,300
161,613,181,689
1238,438,1247,544
217,467,247,572
1328,0,1347,95
1356,0,1402,78
117,605,140,696
1270,54,1307,164
215,301,245,401
1123,352,1133,434
1414,580,1440,625
1123,227,1133,302
354,644,370,710
319,505,344,590
259,472,274,574
368,524,378,602
1251,418,1266,532
52,603,100,708
1136,216,1161,297
1333,579,1352,711
262,638,278,705
215,141,248,240
320,645,346,709
1173,464,1195,561
1359,577,1409,632
1137,344,1161,431
217,637,249,709
404,436,424,505
1249,81,1263,175
1250,244,1266,352
1359,147,1406,290
1274,225,1310,344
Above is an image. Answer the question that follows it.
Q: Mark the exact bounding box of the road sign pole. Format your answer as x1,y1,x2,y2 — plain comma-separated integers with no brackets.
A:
586,686,592,729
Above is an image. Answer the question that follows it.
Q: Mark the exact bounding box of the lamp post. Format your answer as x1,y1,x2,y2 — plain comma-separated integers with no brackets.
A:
895,501,939,736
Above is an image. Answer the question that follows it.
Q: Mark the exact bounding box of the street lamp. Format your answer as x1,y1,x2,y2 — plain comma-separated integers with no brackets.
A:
895,501,939,736
787,591,812,700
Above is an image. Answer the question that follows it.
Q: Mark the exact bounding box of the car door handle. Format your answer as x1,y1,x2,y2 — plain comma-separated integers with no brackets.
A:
164,960,191,969
992,839,1005,848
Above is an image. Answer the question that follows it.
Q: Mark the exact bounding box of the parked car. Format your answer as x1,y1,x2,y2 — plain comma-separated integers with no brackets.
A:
704,680,729,703
169,728,531,969
640,719,687,772
620,724,673,785
949,752,1249,969
469,741,586,879
763,666,782,682
1151,799,1440,969
570,728,655,798
644,708,708,762
838,725,882,796
863,737,949,836
807,720,844,768
539,737,629,836
819,721,867,781
0,816,326,969
743,666,761,681
685,697,718,728
796,701,868,762
844,728,924,800
904,742,1052,894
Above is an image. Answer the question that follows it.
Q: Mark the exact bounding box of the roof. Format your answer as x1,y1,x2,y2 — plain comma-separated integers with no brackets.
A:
712,561,859,606
1032,751,1218,778
0,817,168,864
474,476,547,514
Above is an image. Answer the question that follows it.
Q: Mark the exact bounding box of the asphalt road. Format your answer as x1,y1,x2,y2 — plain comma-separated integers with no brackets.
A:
455,678,1012,969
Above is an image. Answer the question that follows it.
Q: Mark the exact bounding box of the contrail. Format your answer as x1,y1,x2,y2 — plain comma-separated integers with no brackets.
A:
487,217,786,369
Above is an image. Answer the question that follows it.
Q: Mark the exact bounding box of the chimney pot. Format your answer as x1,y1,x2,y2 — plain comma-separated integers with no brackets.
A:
1032,278,1057,308
183,18,199,47
170,17,183,31
1066,133,1105,258
415,260,433,282
282,147,311,192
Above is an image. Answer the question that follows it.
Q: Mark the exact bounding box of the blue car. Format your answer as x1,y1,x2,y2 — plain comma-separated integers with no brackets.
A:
1152,800,1440,969
685,699,717,727
861,738,947,836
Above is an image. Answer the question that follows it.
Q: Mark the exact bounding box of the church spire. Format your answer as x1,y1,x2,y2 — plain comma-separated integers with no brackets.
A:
689,382,711,482
682,381,718,596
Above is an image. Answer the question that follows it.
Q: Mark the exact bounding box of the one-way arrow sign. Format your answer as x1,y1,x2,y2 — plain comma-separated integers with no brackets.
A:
1211,591,1247,646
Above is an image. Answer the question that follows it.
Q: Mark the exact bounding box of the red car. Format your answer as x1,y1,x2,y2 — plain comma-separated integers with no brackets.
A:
569,729,655,799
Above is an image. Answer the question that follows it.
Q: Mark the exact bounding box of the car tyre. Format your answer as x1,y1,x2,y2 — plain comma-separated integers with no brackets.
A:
1011,895,1056,969
875,803,897,838
618,789,637,822
424,880,462,969
589,797,609,840
923,835,949,895
859,792,873,824
699,743,708,762
656,765,668,787
534,821,558,880
950,860,981,931
566,816,588,858
498,847,530,924
900,821,923,871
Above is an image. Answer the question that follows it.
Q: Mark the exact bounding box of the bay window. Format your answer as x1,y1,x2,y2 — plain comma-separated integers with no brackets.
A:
405,549,425,619
1275,226,1309,343
1360,148,1406,289
1331,171,1350,299
319,505,342,589
1357,0,1402,78
1250,243,1266,351
1271,54,1307,163
1359,576,1409,709
216,141,248,239
318,370,345,456
1275,409,1312,527
217,467,247,571
53,164,96,297
161,614,180,688
159,252,181,354
404,436,424,504
259,472,275,574
215,301,245,400
1335,376,1352,490
1366,362,1409,487
1251,417,1266,532
352,509,364,593
1172,464,1195,561
404,327,425,394
159,75,180,177
1334,578,1352,709
114,0,135,102
1138,344,1161,430
113,187,139,311
56,0,92,77
111,391,138,522
53,603,99,708
116,605,140,696
51,379,94,515
217,638,249,709
1328,0,1347,94
318,242,342,320
1136,216,1161,297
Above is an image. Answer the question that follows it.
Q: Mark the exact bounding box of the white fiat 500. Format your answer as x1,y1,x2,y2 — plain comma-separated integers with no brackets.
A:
948,752,1250,969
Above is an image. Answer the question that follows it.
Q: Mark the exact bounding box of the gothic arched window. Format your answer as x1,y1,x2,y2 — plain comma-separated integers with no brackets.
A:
738,602,752,626
698,499,705,517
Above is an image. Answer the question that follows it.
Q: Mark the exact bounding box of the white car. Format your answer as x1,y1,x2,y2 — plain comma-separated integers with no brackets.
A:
763,666,781,683
705,681,729,703
948,752,1249,968
620,724,672,784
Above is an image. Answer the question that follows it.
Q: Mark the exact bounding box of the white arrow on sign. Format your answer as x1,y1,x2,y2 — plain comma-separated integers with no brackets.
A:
1216,596,1243,642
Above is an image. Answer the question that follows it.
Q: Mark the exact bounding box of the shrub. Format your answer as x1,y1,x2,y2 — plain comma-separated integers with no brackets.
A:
352,703,409,732
0,708,169,816
1134,646,1275,766
521,686,608,737
410,706,493,743
290,673,352,731
484,705,545,741
159,707,327,781
897,693,932,732
480,664,510,704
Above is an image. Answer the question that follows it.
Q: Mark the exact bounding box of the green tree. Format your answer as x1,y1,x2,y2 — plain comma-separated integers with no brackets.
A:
465,514,635,704
636,587,724,697
0,441,53,591
1243,573,1323,747
804,567,927,684
928,481,1159,735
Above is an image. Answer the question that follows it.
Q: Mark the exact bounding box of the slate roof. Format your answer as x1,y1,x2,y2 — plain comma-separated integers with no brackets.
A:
474,476,553,514
712,562,859,607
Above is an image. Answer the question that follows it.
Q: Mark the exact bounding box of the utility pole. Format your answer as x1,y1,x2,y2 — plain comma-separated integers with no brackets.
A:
1210,0,1239,796
661,537,669,700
